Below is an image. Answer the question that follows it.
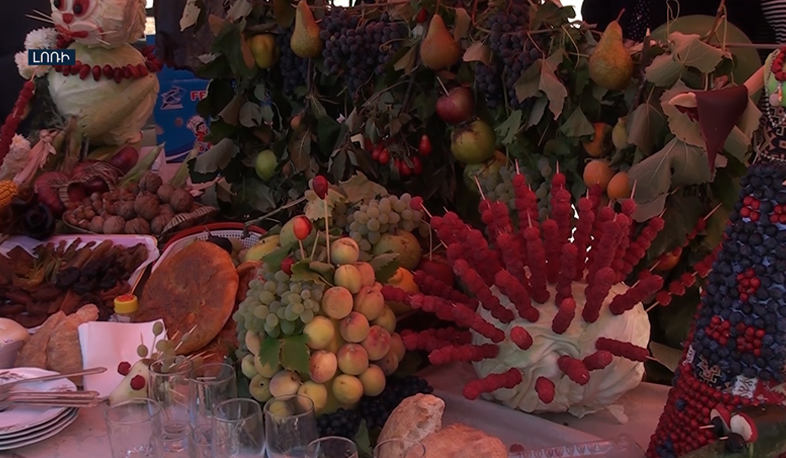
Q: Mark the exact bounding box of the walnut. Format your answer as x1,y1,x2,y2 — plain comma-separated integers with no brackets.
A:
103,216,125,234
105,201,117,215
159,204,175,218
150,214,173,235
170,189,194,213
157,184,175,203
134,194,160,221
116,201,136,220
89,216,105,233
84,208,96,220
78,220,90,230
126,183,140,195
64,212,78,226
92,200,103,212
124,218,150,234
140,173,163,194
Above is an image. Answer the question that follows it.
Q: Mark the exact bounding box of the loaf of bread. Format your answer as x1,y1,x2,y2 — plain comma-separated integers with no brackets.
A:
421,423,507,458
377,394,445,458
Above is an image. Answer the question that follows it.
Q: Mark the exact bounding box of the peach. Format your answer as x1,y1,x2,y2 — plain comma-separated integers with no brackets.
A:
254,357,281,379
354,262,376,287
241,354,258,379
339,312,370,343
334,265,363,294
269,370,301,397
321,287,354,320
361,325,392,361
337,343,370,375
354,287,385,321
245,330,263,356
297,381,328,412
309,350,338,383
390,332,406,361
332,374,364,405
303,315,336,349
372,305,396,334
249,374,272,402
359,365,386,396
376,350,400,376
331,238,360,265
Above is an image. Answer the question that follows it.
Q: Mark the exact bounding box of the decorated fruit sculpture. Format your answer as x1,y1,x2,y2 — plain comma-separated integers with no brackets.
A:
382,170,671,417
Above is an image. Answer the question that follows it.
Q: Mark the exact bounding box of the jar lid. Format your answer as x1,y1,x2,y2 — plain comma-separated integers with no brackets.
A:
114,294,138,314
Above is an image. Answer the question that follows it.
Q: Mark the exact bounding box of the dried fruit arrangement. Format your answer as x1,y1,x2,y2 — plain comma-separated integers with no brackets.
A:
61,172,213,236
0,239,149,327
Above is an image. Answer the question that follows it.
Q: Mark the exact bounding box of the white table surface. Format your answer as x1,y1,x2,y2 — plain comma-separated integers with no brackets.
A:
2,363,669,457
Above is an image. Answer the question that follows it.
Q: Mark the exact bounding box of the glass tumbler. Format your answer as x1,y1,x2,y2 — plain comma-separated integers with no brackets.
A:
212,398,265,457
264,395,319,458
189,363,237,426
150,357,194,425
105,398,162,458
190,423,229,458
306,437,358,458
153,421,191,457
373,439,426,458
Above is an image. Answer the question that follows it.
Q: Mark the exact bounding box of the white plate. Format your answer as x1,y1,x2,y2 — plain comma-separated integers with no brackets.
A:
0,409,78,450
0,408,75,440
0,368,77,434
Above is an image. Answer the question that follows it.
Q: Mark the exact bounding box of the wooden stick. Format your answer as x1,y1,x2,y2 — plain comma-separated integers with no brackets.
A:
323,199,331,263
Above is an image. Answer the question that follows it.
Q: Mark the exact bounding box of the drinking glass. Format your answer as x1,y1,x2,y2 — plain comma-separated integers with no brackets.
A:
150,357,193,424
372,439,426,458
153,421,191,457
305,437,358,458
212,398,265,457
264,395,319,458
191,423,229,458
189,363,237,426
105,398,162,458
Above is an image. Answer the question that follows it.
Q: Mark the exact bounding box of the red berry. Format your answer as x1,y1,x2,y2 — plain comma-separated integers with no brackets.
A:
92,65,102,81
138,64,149,77
410,196,424,210
398,160,411,176
292,216,312,241
312,175,328,199
103,64,113,78
416,7,427,23
378,148,390,165
79,65,90,79
113,68,123,83
371,145,381,161
281,257,295,275
418,134,432,156
130,374,146,391
117,361,132,376
412,156,423,174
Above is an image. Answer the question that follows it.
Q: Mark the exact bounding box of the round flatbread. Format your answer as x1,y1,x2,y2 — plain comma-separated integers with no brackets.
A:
137,241,238,355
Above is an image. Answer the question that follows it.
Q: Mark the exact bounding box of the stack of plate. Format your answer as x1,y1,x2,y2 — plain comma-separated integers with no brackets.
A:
0,368,80,450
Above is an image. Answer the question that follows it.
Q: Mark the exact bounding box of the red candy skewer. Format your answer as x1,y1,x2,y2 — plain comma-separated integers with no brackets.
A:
583,350,614,371
582,267,616,323
510,326,534,350
536,377,556,403
523,225,550,303
556,243,579,306
558,355,590,385
608,275,664,315
595,337,650,362
543,219,562,284
552,298,577,334
463,369,523,400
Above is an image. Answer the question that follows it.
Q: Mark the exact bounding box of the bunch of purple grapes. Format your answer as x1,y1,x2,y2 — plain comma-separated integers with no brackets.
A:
275,27,309,96
320,9,408,98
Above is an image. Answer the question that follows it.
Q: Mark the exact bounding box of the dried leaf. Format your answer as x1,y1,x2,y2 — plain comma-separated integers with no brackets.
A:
463,42,491,65
180,0,201,31
288,126,312,172
219,94,244,125
514,60,542,102
670,32,724,73
540,54,568,119
649,342,682,373
227,0,252,21
273,0,295,27
394,47,417,74
340,172,388,203
453,8,471,41
660,82,704,148
208,15,227,36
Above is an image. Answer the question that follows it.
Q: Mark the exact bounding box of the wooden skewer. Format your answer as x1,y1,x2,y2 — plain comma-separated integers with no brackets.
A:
699,424,715,430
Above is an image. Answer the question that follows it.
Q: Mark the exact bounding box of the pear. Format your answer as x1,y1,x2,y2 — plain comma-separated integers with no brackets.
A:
588,21,634,90
450,120,496,164
249,34,279,69
611,117,629,150
108,361,151,406
420,15,461,70
290,0,323,59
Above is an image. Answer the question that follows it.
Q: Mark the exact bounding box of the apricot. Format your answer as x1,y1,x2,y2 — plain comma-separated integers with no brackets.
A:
332,374,364,405
339,312,370,343
582,159,615,191
372,305,396,334
322,287,354,320
337,343,370,375
334,265,363,294
303,315,336,349
309,350,338,383
361,325,392,361
354,287,385,321
607,171,631,199
359,365,386,396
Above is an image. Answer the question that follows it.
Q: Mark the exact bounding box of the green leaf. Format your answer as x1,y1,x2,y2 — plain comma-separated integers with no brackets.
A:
463,42,491,65
193,138,239,174
649,194,703,257
627,138,712,203
288,126,312,172
257,337,281,372
212,23,256,79
660,82,704,148
495,110,523,145
627,102,666,156
632,194,667,223
340,172,388,204
559,107,594,137
369,253,400,283
644,54,683,87
393,47,417,74
526,97,548,129
196,54,231,79
670,32,725,73
354,421,372,458
304,188,345,220
309,261,335,283
119,144,164,187
239,102,263,127
290,259,324,283
273,0,295,27
453,7,471,40
280,334,310,374
540,54,568,119
263,246,292,271
514,60,542,102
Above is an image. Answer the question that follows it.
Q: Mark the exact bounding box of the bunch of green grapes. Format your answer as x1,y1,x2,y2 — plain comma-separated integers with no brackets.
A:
343,194,429,260
234,264,326,340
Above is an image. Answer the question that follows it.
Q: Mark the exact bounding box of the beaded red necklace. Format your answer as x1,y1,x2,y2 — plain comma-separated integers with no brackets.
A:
771,46,786,82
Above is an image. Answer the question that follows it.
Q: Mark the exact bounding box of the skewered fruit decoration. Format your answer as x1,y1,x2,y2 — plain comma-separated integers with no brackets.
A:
383,171,670,416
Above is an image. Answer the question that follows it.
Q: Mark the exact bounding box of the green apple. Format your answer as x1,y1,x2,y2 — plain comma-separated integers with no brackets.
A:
254,150,278,181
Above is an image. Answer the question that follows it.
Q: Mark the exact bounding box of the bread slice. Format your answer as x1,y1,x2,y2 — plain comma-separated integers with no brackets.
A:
377,394,445,458
16,311,65,369
421,423,507,458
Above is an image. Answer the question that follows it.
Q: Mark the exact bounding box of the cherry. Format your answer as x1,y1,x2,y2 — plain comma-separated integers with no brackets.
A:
117,361,131,376
412,156,423,174
281,257,295,275
130,374,146,391
416,8,427,23
418,134,432,156
378,148,390,165
371,145,381,161
312,175,329,199
398,159,411,176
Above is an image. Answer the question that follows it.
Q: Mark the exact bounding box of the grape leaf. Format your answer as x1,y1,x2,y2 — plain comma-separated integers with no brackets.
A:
540,53,568,119
263,246,292,271
495,110,523,145
644,54,683,87
340,172,388,204
370,253,400,283
239,102,262,127
291,259,324,283
632,193,667,222
273,0,295,27
393,47,417,74
288,125,312,172
257,337,281,373
304,188,345,220
193,138,239,174
355,421,372,458
514,61,542,102
627,102,666,156
660,82,704,148
280,334,310,374
308,261,335,284
526,97,548,129
649,194,703,257
453,8,471,40
670,32,725,73
559,107,594,137
463,42,491,65
627,138,712,203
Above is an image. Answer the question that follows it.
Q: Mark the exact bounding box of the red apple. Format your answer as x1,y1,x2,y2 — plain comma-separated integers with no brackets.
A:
293,216,313,241
418,258,455,286
436,87,475,125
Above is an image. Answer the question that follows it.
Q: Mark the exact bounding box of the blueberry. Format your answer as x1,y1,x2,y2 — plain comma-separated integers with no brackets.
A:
743,367,757,378
730,312,743,324
742,353,756,365
731,361,742,373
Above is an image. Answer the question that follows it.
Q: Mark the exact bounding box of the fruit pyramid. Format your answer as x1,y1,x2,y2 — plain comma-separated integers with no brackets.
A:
383,170,669,416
